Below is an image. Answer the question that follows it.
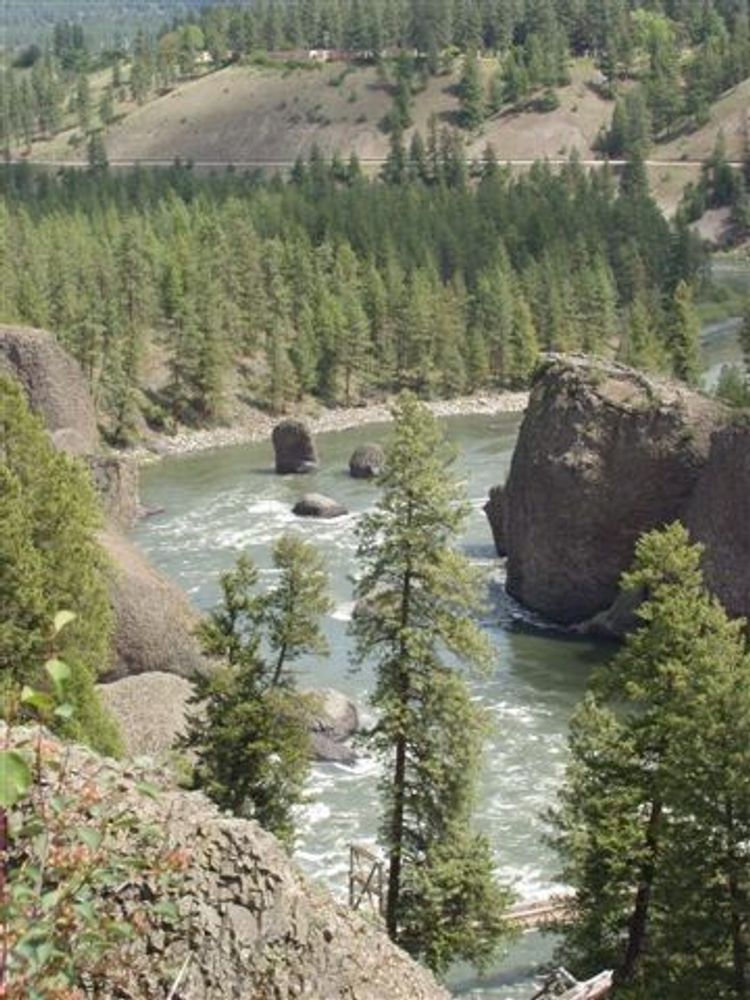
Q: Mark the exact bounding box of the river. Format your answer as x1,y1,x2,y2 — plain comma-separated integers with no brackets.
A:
131,280,747,999
132,413,605,998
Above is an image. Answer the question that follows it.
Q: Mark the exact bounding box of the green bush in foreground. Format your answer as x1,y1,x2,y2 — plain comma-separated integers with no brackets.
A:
0,375,119,755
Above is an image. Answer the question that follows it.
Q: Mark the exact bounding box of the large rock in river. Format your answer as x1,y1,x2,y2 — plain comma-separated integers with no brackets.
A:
100,530,209,681
0,325,99,455
498,355,724,625
272,419,318,474
293,493,348,519
349,442,384,479
684,420,750,620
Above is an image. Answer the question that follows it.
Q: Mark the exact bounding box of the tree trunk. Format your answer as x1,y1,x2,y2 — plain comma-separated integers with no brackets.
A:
386,731,407,938
617,798,663,985
726,802,748,1000
386,546,413,940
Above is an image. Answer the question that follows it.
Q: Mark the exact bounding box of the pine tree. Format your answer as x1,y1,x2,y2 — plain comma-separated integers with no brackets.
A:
351,393,513,973
549,522,750,997
183,535,332,846
669,279,701,385
459,49,485,130
0,376,119,755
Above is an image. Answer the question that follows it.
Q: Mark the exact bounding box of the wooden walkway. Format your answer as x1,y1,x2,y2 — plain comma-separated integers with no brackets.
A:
508,892,576,932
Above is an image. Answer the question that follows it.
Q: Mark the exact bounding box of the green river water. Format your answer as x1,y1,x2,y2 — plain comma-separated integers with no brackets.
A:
130,287,747,998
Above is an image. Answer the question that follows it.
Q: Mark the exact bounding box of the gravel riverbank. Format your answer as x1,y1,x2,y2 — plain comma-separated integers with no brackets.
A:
129,391,529,464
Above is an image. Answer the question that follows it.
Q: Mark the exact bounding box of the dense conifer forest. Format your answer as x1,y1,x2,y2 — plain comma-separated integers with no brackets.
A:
0,155,705,441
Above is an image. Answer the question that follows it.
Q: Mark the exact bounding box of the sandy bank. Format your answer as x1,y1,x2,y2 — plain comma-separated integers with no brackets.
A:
130,391,529,464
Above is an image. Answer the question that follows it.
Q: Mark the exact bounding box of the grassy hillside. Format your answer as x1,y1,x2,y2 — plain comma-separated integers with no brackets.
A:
28,58,615,166
26,55,748,217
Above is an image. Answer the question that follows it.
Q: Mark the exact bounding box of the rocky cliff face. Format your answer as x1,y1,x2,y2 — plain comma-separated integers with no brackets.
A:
100,530,209,682
0,325,100,455
17,728,449,1000
684,419,750,620
494,355,726,625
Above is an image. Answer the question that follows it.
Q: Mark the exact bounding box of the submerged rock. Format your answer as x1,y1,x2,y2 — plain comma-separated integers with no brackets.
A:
496,355,724,625
349,442,385,479
293,493,348,519
272,419,318,474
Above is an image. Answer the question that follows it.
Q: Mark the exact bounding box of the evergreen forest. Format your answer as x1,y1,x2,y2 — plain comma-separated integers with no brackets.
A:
0,155,706,442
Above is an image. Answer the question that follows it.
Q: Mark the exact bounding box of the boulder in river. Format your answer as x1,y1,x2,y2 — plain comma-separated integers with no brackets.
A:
305,688,360,765
349,443,385,479
495,354,725,626
272,419,318,474
293,493,348,519
484,485,507,557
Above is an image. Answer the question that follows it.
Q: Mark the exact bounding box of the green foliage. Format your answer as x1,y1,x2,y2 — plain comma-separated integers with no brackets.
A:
0,376,119,755
183,535,332,846
352,392,514,972
0,152,700,425
549,523,750,997
458,51,484,130
1,629,185,999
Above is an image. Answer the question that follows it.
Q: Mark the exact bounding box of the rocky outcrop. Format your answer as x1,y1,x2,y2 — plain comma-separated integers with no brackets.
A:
496,355,724,625
11,727,449,1000
0,325,99,455
293,493,348,519
484,485,507,557
86,455,140,529
272,419,318,474
96,672,193,756
684,419,750,620
100,530,209,682
349,443,385,479
305,688,360,765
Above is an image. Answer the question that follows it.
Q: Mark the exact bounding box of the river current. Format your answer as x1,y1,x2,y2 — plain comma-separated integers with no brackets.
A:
131,299,745,998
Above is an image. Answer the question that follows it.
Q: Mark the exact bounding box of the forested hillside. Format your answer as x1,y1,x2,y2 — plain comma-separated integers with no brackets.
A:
0,156,705,443
4,0,749,184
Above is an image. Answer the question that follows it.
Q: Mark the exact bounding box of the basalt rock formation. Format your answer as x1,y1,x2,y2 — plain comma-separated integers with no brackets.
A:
272,419,318,474
100,530,209,682
293,493,348,518
0,324,99,455
490,355,727,626
349,443,385,479
684,419,750,620
11,727,449,1000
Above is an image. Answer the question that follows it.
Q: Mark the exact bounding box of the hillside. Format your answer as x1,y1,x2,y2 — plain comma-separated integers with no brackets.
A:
26,56,749,215
28,57,614,166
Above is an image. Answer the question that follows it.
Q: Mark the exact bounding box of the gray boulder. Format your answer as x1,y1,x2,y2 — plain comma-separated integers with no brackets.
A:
293,493,348,519
100,530,209,681
0,325,99,455
305,688,359,765
349,443,385,479
272,419,318,474
87,455,140,529
97,672,193,757
499,355,724,625
484,484,507,557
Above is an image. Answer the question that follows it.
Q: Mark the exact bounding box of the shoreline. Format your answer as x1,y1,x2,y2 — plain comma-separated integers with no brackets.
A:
128,390,529,464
